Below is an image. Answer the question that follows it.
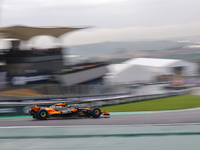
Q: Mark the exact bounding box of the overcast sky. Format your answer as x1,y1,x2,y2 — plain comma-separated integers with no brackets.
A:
1,0,200,46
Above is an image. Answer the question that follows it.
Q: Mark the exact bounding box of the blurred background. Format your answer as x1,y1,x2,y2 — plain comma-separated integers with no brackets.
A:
0,0,200,150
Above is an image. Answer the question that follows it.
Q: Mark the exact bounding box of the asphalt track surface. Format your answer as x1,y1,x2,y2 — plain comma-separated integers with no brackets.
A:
0,108,200,127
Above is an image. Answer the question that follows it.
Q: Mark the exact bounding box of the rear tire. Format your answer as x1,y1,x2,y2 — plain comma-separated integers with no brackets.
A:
91,108,101,118
38,109,48,120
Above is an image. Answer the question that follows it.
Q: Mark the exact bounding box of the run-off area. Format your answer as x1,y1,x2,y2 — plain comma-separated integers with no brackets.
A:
1,125,200,150
1,136,200,150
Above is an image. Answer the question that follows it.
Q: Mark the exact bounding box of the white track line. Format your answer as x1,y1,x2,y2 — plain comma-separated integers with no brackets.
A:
1,123,200,129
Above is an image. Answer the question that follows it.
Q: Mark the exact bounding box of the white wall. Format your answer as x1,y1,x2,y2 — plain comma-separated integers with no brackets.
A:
104,58,199,85
104,65,155,84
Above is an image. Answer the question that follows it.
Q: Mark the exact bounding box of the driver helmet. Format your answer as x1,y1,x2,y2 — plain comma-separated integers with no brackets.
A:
74,104,79,108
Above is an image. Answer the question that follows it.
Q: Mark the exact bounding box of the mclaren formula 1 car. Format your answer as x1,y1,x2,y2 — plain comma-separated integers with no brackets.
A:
29,102,110,120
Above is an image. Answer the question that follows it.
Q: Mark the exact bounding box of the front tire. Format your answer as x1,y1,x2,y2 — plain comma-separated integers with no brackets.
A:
91,108,101,118
38,109,49,120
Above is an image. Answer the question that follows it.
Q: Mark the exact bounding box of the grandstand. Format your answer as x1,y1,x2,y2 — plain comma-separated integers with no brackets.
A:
0,25,108,88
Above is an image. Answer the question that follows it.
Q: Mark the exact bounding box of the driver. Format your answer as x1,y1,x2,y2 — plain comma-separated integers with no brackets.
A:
74,104,79,109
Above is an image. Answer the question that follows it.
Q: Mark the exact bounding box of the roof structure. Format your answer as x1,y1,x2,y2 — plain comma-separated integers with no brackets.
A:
105,58,199,85
123,58,180,67
0,25,90,41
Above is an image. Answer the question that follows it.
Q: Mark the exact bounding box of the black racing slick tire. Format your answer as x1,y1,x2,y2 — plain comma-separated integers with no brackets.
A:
38,109,49,120
91,108,101,118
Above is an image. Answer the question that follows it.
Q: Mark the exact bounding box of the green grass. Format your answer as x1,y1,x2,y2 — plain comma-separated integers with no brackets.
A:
100,94,200,112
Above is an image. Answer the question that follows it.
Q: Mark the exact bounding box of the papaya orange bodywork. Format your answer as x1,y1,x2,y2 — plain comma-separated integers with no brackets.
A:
102,110,110,115
71,109,78,112
56,103,66,106
44,107,62,115
31,106,40,112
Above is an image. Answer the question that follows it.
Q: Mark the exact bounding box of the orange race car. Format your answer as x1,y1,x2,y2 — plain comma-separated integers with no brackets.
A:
29,102,110,120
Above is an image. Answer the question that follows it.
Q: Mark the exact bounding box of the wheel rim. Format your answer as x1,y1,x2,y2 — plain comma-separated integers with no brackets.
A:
94,110,100,115
40,112,46,117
